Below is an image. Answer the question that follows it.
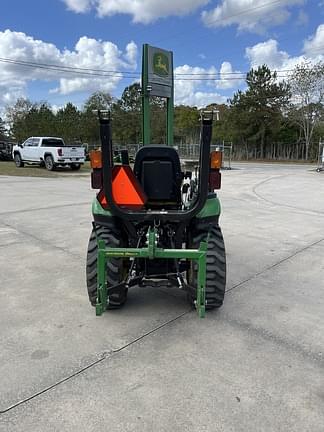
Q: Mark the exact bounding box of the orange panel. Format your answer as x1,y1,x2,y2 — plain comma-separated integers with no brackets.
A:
98,166,147,209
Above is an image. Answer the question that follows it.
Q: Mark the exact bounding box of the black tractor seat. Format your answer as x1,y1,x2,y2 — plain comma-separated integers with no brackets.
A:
133,145,183,208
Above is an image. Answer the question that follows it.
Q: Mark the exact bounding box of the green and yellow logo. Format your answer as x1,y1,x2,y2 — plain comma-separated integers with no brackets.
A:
153,52,169,77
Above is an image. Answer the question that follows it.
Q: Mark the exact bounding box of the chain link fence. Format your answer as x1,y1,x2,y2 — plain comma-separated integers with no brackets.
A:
85,141,233,168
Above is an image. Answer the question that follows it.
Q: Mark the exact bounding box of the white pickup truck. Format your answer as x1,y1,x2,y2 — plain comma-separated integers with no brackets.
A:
12,137,85,171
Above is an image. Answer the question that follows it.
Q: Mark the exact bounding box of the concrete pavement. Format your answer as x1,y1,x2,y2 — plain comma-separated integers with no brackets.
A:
0,163,323,431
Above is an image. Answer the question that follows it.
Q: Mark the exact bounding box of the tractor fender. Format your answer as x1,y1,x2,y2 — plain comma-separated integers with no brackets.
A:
196,193,221,219
92,197,113,218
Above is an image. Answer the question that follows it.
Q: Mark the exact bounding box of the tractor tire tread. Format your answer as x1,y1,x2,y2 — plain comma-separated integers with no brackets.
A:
86,225,127,309
189,225,226,310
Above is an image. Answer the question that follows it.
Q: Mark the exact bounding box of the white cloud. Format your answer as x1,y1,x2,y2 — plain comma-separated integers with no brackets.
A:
0,29,138,105
63,0,95,13
125,41,137,66
183,91,228,107
245,25,324,77
51,104,64,114
0,29,234,111
303,24,324,56
246,39,290,69
174,64,228,107
63,0,209,23
202,0,304,33
0,82,25,117
217,61,244,89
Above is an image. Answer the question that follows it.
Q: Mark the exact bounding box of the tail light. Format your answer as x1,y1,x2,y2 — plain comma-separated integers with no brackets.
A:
209,170,221,190
90,150,103,189
210,151,222,169
209,151,222,190
57,148,63,156
90,150,102,168
91,169,103,189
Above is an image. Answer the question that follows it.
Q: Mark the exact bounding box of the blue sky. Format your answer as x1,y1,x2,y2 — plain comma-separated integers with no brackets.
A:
0,0,323,113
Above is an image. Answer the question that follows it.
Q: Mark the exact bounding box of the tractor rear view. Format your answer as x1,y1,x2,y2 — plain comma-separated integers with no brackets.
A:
86,44,226,317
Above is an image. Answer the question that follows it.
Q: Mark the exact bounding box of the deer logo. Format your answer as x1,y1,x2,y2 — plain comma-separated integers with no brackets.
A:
153,53,169,77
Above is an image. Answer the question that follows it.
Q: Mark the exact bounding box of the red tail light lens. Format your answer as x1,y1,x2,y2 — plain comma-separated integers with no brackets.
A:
209,169,221,190
57,148,63,156
91,169,103,189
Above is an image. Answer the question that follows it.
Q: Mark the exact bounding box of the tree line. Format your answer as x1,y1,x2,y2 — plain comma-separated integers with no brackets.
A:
1,61,323,161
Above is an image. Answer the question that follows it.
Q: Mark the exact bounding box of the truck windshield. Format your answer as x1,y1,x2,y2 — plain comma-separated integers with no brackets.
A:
42,139,65,147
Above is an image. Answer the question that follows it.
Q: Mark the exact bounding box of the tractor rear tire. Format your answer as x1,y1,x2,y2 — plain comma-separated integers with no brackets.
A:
86,224,128,309
188,224,226,310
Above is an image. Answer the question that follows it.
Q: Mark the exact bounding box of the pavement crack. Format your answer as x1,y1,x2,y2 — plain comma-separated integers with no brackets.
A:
112,310,190,354
0,311,189,415
226,236,324,294
0,353,109,415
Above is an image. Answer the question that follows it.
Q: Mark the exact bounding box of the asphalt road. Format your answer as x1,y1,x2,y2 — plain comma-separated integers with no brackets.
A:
0,163,324,431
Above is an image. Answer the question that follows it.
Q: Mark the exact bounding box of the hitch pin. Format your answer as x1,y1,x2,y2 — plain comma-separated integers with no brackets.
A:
125,234,142,286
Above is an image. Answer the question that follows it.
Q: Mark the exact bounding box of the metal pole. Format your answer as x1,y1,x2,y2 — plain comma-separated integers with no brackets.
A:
167,97,174,146
166,51,174,146
142,44,150,145
96,239,108,316
229,142,232,170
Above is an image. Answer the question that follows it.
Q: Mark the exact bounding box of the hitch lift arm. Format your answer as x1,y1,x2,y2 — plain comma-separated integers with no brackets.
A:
96,227,208,318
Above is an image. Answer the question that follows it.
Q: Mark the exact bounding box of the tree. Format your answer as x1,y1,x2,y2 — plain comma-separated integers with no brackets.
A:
56,103,81,143
21,102,56,137
174,105,200,144
83,91,113,112
228,92,255,158
229,65,290,159
5,98,34,142
81,91,113,145
118,83,141,112
205,103,233,144
113,83,166,144
37,103,56,136
0,117,6,140
289,61,324,160
150,97,166,144
113,83,141,144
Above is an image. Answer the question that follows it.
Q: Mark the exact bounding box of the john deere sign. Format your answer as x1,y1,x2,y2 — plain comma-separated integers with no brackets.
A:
147,45,173,97
142,44,174,145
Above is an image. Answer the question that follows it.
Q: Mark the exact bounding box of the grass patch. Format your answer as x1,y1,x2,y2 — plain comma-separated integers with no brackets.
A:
0,161,91,177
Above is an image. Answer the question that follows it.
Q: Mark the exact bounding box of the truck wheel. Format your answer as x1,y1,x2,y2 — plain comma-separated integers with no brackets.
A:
86,224,128,308
70,163,81,171
187,224,226,309
14,153,24,167
44,155,55,171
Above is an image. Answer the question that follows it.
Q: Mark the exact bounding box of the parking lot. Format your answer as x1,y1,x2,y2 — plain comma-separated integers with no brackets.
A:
0,162,324,431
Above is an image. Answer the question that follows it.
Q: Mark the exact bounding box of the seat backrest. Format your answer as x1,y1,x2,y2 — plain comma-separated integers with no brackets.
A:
133,146,182,205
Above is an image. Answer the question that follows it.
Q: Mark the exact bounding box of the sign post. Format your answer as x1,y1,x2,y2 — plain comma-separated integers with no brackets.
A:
141,44,174,145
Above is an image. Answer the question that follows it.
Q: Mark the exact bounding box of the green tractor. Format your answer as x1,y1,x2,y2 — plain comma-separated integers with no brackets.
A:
86,44,226,318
